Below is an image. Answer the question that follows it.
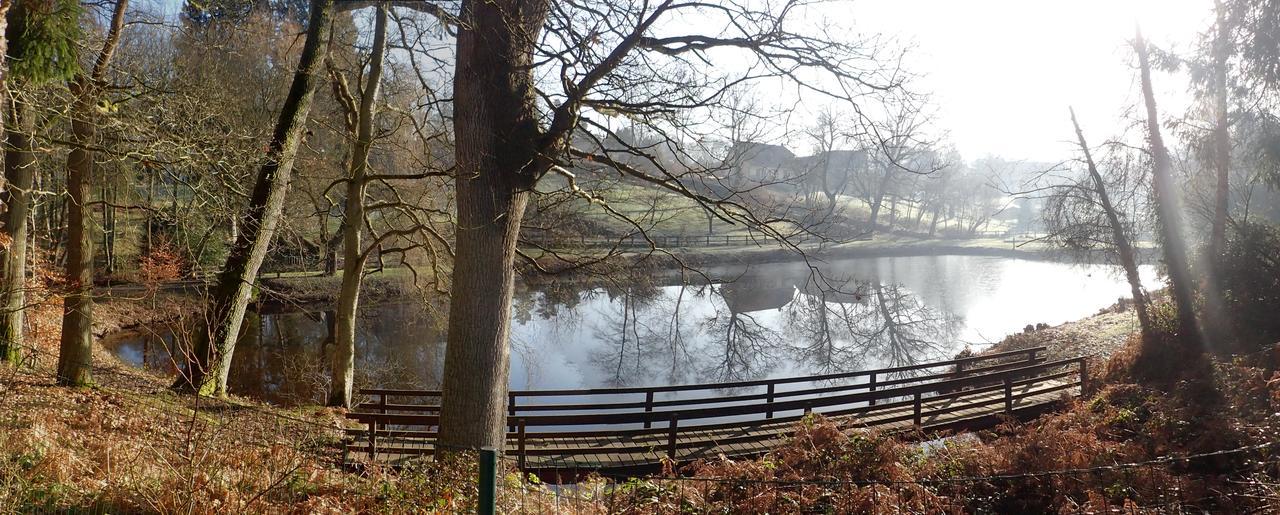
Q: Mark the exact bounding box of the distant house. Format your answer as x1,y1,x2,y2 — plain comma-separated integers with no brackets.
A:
793,149,869,196
729,141,797,183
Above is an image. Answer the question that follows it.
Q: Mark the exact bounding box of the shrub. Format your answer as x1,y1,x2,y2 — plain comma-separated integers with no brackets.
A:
1210,220,1280,351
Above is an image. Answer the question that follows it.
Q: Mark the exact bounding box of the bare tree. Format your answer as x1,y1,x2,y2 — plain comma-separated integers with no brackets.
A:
0,0,46,365
177,0,336,396
860,94,941,232
1069,108,1152,334
0,95,31,366
325,4,388,408
1136,29,1202,348
56,0,129,386
424,0,910,450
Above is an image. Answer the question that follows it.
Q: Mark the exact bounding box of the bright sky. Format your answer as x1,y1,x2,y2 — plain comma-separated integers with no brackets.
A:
849,0,1215,162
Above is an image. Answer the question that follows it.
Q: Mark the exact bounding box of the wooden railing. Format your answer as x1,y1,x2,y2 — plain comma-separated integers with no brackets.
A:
345,347,1086,468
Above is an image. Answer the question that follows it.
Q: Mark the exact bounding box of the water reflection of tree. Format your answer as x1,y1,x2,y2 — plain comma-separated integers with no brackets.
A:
785,279,873,374
868,284,958,370
586,282,664,386
585,279,714,386
784,280,959,377
532,265,962,389
699,284,785,383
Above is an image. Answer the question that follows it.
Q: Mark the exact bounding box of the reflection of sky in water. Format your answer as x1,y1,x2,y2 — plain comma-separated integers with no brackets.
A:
508,255,1160,392
106,256,1160,406
811,256,1162,344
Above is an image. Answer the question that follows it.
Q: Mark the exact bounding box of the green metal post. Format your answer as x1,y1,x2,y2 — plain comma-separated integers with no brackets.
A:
478,448,497,515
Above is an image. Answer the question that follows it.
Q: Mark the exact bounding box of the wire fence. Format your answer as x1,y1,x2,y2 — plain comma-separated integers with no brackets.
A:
5,335,1280,513
475,439,1280,513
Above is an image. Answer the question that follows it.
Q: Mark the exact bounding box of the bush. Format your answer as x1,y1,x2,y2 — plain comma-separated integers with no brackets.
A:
1105,301,1213,389
1211,220,1280,351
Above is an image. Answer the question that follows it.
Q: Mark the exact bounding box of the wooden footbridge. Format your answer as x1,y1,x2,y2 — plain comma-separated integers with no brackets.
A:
344,347,1086,479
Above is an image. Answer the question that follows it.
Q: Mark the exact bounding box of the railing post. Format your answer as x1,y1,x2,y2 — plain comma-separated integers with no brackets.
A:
378,392,387,435
667,413,679,462
367,421,377,461
508,392,516,433
518,419,528,472
956,360,966,377
1004,376,1014,413
644,391,655,429
1028,348,1040,363
868,373,877,406
912,392,922,426
765,383,775,419
478,448,498,515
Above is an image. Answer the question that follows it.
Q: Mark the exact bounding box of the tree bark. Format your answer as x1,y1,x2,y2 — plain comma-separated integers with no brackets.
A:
56,0,129,386
1135,30,1203,348
0,94,31,365
57,92,95,385
1070,107,1152,335
328,3,386,409
868,167,892,231
1209,0,1231,260
438,0,549,451
176,0,335,396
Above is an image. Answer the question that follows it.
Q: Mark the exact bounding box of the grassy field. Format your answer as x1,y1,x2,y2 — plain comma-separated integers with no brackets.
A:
534,178,1016,240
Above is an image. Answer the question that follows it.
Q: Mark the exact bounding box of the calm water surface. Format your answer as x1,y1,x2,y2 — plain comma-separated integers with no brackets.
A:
105,255,1159,406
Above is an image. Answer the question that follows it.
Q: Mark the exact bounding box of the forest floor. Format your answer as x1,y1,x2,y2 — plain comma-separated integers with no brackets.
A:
3,287,1278,512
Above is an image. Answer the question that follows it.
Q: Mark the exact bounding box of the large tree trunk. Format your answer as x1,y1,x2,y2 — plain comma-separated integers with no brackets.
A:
57,94,95,385
176,0,335,396
0,1,19,365
328,4,386,409
0,95,31,365
1209,1,1231,259
56,0,128,386
1135,31,1202,348
1070,107,1152,335
438,0,548,451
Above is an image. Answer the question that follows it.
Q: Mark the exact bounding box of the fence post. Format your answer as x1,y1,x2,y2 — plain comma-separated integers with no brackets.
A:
518,419,528,472
644,391,655,429
868,373,877,406
367,421,377,461
478,448,498,515
765,383,775,419
1028,347,1040,363
667,413,679,461
1079,358,1089,397
1004,377,1014,413
912,392,922,426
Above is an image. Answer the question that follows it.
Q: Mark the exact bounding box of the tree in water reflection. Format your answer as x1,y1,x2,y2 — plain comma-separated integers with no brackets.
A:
527,268,962,388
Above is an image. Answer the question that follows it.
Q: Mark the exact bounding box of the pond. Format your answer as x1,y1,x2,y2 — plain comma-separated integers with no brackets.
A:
104,255,1160,406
